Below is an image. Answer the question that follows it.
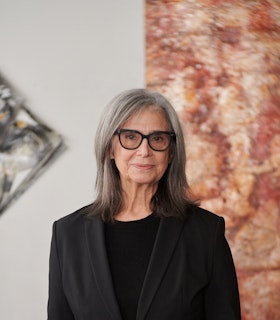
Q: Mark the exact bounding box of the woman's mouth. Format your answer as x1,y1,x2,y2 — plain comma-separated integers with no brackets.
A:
132,164,153,169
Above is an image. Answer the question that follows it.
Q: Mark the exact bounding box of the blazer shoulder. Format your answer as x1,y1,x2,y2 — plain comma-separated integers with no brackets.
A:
186,206,225,236
54,203,98,233
189,206,224,222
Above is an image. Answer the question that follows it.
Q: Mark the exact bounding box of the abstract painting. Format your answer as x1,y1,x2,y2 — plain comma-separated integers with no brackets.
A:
146,1,280,319
0,73,65,214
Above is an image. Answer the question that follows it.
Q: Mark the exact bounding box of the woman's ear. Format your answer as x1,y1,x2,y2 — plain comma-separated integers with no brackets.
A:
110,146,114,159
168,152,173,163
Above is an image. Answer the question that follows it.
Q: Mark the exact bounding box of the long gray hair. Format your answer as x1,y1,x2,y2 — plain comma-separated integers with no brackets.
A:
90,88,198,221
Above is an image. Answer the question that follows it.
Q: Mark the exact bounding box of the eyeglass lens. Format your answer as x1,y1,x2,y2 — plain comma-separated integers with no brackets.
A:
118,130,173,151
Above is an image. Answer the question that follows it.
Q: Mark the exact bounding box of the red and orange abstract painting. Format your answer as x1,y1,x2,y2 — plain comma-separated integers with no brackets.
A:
146,1,280,319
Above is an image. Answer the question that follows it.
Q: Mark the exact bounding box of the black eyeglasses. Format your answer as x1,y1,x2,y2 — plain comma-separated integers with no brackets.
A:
114,129,176,151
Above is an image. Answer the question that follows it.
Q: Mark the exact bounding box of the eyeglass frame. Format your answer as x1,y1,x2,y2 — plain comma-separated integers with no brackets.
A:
114,129,176,152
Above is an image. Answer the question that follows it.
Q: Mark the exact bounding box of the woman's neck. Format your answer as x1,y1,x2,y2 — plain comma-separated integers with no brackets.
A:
115,183,156,221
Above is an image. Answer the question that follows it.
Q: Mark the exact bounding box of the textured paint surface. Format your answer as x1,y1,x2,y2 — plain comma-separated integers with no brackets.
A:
146,1,280,319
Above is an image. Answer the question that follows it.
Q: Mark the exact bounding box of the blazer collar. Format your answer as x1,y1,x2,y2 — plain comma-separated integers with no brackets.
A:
85,214,184,320
136,217,185,320
84,216,123,320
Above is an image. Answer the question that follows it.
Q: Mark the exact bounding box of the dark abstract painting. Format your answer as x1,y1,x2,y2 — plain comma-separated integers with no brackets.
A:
0,73,65,214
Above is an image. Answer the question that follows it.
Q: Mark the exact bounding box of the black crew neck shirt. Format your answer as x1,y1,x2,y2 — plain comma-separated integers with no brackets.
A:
105,214,160,320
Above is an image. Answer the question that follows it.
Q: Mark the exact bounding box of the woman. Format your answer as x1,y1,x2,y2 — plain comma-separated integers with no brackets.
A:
48,88,241,320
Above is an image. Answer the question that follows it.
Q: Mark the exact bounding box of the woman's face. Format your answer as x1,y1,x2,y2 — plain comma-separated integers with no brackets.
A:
111,107,172,190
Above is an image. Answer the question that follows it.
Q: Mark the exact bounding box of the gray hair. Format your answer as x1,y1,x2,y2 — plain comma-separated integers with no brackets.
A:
91,88,198,221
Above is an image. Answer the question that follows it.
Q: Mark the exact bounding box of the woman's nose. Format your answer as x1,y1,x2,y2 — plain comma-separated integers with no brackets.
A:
136,137,151,156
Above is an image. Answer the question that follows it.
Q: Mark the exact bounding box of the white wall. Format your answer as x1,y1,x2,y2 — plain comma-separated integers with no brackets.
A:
0,1,144,319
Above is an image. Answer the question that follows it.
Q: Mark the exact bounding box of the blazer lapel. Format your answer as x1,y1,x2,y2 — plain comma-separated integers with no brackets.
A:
136,217,185,320
84,216,123,320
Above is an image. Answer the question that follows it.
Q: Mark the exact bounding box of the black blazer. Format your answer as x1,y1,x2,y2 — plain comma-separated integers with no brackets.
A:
48,205,240,320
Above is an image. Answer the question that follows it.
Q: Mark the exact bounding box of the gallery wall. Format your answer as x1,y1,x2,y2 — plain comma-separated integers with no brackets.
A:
0,1,144,319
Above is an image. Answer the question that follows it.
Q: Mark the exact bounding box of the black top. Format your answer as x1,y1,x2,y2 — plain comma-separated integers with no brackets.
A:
105,214,160,320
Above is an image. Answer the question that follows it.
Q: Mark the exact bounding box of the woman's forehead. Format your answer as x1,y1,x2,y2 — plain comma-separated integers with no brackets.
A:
122,107,169,127
126,105,167,121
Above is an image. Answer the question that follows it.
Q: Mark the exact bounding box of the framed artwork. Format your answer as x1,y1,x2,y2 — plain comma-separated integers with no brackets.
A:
0,74,65,214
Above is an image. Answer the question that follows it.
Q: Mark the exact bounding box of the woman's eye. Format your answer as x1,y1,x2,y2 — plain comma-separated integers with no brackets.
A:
125,134,136,140
152,135,164,142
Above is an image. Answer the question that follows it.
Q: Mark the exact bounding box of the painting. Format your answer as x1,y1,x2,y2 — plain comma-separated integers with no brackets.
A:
146,1,280,319
0,73,65,214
